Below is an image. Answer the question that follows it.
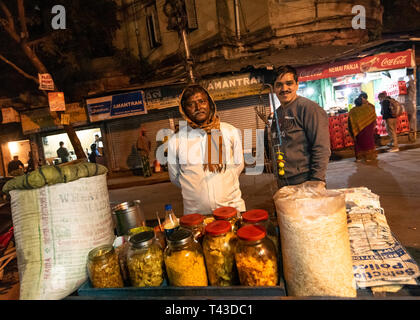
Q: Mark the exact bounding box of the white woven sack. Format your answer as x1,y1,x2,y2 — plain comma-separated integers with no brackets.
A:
10,174,115,300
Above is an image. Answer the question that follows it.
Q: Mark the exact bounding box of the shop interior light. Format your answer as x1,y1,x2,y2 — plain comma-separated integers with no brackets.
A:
8,142,18,156
345,87,352,95
305,87,315,96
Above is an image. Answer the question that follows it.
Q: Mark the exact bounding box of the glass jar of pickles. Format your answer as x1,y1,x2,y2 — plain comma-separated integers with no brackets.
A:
164,228,208,286
213,207,240,233
203,220,238,286
179,213,205,242
241,209,279,254
126,231,164,287
235,225,278,286
87,244,124,288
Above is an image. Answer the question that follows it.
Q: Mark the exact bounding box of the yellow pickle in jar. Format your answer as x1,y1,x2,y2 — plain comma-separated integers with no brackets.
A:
235,225,278,286
164,228,208,286
203,220,238,286
127,231,164,287
241,209,280,255
87,244,124,288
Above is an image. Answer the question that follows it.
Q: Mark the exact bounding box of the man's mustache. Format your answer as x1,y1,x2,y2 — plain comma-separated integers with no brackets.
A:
280,91,291,94
193,110,207,116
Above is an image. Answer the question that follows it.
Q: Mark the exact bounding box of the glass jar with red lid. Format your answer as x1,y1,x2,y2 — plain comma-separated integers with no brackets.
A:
235,225,278,286
212,206,240,233
241,209,279,254
179,213,205,242
202,220,238,286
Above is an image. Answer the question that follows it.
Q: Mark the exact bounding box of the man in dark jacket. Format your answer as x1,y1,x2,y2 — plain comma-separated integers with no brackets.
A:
56,141,70,163
271,65,331,188
378,91,399,152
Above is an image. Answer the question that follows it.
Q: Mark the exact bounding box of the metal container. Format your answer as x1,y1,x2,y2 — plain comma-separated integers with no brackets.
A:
112,200,146,236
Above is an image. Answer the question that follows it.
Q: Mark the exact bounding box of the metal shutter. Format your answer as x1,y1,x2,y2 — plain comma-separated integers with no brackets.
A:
106,109,177,171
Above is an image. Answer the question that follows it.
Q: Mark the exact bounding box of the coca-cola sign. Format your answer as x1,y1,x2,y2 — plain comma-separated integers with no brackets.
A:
297,50,413,82
380,55,408,68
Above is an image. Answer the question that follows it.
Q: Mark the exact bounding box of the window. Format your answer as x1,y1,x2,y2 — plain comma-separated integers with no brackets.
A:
146,5,161,49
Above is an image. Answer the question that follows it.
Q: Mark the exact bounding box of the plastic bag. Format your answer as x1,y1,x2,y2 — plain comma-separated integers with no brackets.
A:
10,174,115,299
274,181,356,297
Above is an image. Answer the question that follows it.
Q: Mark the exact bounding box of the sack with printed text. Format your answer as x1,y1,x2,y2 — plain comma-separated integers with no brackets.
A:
9,174,115,300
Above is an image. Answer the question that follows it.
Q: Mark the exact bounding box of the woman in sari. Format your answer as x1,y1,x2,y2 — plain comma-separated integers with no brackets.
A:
348,97,377,163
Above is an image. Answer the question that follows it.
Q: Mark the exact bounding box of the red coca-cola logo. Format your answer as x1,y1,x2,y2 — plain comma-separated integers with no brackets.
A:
299,67,324,78
380,55,408,67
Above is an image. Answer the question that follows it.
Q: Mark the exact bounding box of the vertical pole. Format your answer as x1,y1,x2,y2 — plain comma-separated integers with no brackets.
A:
181,28,195,83
234,0,241,40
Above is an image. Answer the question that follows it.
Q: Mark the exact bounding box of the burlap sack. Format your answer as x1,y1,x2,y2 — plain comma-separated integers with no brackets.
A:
10,174,115,300
274,181,356,297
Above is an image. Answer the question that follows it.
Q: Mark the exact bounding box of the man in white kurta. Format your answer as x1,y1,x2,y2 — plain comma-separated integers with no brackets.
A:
167,85,246,215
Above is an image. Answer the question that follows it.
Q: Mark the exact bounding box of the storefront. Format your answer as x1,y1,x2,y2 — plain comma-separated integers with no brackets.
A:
296,48,417,149
19,102,96,166
85,73,271,174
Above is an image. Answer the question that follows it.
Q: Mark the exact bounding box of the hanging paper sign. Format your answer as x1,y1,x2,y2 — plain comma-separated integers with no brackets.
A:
48,92,66,112
60,113,70,125
38,73,55,91
1,107,20,123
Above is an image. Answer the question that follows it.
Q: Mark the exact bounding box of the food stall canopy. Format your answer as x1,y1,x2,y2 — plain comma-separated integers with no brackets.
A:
297,50,415,82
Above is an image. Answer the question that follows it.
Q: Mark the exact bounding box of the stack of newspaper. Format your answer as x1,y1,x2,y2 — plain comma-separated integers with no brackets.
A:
333,187,420,290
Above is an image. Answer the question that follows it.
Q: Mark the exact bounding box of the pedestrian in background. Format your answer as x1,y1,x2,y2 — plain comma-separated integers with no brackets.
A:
56,141,70,163
378,92,399,152
137,127,152,177
348,97,377,163
7,155,24,176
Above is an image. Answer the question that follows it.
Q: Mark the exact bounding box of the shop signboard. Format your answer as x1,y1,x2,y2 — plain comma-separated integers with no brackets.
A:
1,107,20,123
48,92,66,112
199,73,269,101
297,50,414,82
21,103,88,134
86,91,147,122
144,86,182,110
38,73,55,91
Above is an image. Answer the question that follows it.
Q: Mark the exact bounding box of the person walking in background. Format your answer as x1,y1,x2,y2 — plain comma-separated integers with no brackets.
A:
378,92,399,152
88,143,100,163
348,97,377,163
359,91,376,111
7,155,24,176
136,127,152,177
56,141,70,163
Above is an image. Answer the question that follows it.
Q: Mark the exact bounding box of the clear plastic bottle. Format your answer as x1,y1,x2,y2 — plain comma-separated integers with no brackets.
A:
235,225,278,286
163,204,179,237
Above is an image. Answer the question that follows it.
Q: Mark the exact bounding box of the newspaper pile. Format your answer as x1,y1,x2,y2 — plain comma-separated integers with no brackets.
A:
332,187,420,290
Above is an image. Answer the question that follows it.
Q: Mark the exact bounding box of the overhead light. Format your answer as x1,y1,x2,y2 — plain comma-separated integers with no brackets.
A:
305,87,315,96
345,87,352,95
